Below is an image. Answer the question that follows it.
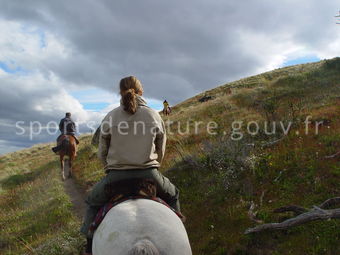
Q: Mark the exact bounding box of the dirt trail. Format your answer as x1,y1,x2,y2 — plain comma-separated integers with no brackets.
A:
63,161,87,219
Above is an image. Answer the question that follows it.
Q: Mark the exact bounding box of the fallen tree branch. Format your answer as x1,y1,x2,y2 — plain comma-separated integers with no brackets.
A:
319,197,340,209
272,197,340,213
245,197,340,234
324,151,340,159
261,137,283,149
273,205,307,215
245,208,340,234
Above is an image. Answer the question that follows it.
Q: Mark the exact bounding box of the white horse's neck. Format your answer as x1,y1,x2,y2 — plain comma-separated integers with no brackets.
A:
92,199,192,255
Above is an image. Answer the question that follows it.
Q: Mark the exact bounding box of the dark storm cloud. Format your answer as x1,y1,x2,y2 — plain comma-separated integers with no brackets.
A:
1,0,338,102
0,0,295,101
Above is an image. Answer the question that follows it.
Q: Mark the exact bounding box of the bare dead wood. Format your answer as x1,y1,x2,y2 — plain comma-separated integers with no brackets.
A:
245,208,340,234
319,197,340,209
324,151,340,159
261,137,283,149
273,205,307,215
245,197,340,234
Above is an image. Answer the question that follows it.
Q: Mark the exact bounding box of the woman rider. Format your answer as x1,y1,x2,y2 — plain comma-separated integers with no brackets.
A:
81,76,180,254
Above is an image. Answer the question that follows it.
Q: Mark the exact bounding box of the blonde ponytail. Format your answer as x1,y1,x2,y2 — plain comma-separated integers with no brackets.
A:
120,76,143,114
122,88,138,114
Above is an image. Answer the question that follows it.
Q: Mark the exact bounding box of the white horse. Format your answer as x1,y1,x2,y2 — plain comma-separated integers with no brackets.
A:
92,198,192,255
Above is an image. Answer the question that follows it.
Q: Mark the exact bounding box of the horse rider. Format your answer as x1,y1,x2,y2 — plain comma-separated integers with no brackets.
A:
163,100,169,111
81,76,181,255
52,112,79,153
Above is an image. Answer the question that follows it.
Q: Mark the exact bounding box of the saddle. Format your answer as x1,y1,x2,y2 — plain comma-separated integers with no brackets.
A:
52,135,79,154
89,178,184,235
58,134,79,144
104,178,157,202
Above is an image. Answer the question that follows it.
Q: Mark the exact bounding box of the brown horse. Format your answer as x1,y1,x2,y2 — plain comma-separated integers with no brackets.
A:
58,135,77,181
163,106,171,116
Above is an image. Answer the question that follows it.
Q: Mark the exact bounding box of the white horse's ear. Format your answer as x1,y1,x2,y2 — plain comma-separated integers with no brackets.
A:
128,239,160,255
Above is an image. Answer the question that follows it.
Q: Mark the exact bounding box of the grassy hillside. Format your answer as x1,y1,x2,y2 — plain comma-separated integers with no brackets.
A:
1,57,339,254
0,143,84,254
162,58,340,254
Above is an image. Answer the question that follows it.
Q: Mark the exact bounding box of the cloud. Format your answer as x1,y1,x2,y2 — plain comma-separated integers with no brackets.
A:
0,0,339,154
0,70,104,151
1,1,339,96
0,140,27,155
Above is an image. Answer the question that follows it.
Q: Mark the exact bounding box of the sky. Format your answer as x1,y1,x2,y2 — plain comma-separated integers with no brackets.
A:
0,0,339,154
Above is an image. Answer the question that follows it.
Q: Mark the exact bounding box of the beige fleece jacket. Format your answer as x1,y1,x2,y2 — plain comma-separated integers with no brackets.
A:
98,96,166,171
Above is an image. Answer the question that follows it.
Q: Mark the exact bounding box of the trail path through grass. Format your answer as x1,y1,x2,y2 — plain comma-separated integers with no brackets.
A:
63,160,87,220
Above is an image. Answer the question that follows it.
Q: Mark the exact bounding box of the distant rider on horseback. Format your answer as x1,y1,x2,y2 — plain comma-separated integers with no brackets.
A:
163,100,169,109
52,112,79,153
163,100,171,115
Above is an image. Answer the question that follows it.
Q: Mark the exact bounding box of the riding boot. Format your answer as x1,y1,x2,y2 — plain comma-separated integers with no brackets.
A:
52,144,62,153
52,134,64,154
84,238,92,254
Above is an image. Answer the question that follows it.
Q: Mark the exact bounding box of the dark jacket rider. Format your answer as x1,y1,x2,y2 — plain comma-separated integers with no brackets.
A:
59,113,76,136
52,112,79,153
